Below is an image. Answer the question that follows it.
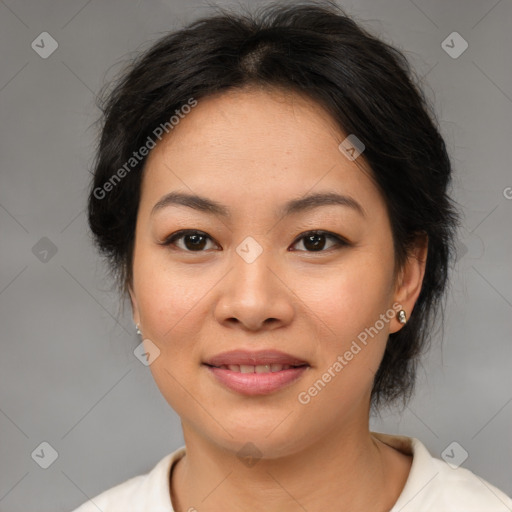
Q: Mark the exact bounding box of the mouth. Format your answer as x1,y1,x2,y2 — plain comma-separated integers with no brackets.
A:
202,350,310,395
203,349,309,368
205,363,306,373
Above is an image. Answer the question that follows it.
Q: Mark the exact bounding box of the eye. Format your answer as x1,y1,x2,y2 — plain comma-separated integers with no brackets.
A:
159,230,219,252
290,230,348,252
159,229,349,253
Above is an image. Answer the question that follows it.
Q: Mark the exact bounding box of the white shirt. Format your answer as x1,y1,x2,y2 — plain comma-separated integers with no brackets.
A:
71,432,512,511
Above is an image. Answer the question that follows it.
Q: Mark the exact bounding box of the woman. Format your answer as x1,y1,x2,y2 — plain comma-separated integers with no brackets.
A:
73,1,512,510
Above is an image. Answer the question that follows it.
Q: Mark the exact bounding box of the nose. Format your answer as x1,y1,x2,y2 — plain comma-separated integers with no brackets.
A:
214,245,295,332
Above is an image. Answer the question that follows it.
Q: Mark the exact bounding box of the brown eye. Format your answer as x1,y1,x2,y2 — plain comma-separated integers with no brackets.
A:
291,230,348,252
161,230,218,252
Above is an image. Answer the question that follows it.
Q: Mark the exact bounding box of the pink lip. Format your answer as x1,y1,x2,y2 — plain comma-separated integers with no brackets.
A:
203,349,310,396
203,349,309,367
206,365,309,396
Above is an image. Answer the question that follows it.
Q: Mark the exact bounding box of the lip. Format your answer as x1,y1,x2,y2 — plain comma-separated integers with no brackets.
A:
205,365,309,395
203,349,310,396
203,349,309,367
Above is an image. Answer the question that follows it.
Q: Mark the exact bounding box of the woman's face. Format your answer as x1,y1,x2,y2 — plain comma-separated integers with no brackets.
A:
129,87,424,457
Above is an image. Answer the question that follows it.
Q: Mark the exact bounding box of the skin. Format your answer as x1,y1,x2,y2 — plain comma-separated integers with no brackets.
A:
129,86,427,512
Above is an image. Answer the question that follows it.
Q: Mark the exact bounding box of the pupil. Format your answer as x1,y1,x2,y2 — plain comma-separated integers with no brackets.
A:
304,234,325,251
185,234,207,251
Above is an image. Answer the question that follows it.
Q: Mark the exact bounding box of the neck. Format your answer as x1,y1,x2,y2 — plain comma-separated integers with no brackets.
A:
170,420,410,512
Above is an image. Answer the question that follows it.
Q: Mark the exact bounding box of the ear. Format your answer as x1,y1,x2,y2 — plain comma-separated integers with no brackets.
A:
390,233,428,334
128,282,141,327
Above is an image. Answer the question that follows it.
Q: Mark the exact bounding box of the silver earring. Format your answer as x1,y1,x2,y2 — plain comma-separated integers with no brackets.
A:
397,310,407,325
136,323,142,336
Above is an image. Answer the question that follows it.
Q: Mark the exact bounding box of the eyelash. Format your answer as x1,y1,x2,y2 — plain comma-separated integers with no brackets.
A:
159,229,349,253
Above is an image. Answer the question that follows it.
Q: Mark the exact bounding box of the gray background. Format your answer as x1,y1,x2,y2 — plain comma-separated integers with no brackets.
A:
1,0,511,510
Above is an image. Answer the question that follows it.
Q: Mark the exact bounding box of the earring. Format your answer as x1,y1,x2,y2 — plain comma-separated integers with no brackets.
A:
135,323,142,336
397,310,407,325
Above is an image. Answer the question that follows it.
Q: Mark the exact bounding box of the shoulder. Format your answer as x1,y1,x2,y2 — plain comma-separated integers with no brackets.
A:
424,457,512,510
372,432,512,512
69,446,186,512
70,473,147,512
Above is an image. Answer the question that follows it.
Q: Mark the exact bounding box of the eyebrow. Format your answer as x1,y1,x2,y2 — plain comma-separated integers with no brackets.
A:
151,191,365,219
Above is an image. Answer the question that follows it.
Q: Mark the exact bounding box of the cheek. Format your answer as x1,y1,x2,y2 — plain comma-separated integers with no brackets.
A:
133,246,208,340
134,255,210,412
296,279,393,419
293,251,396,404
298,251,395,336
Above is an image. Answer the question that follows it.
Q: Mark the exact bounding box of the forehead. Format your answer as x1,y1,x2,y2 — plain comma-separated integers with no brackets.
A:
139,87,382,216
